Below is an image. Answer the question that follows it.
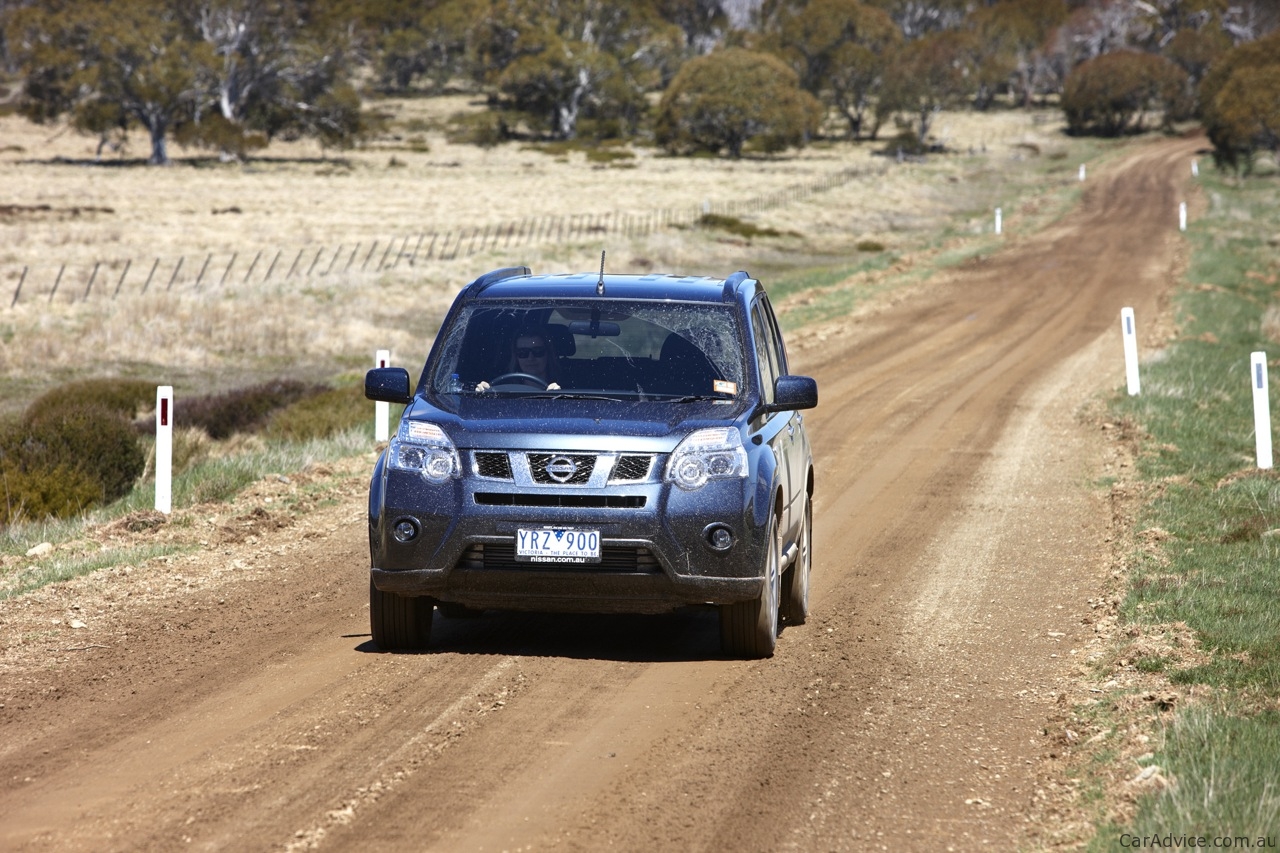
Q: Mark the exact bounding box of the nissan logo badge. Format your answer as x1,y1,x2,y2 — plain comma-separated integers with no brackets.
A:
545,456,578,483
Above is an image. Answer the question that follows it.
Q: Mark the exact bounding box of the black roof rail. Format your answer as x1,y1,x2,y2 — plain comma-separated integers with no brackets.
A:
721,270,751,302
466,266,531,296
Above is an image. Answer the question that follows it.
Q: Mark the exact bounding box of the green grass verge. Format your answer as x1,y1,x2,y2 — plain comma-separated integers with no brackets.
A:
0,423,378,593
1102,166,1280,841
0,542,193,601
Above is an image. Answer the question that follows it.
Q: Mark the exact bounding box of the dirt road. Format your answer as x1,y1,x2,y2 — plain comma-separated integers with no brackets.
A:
0,136,1199,852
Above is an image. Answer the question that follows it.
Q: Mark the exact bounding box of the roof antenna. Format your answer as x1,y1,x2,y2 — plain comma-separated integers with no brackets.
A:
596,250,606,295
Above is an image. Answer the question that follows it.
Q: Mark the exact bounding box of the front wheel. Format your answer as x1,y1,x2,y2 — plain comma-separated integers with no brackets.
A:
720,514,780,659
369,578,434,650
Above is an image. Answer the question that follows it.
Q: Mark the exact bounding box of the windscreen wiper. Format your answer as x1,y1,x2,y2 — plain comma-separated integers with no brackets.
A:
530,391,630,402
665,394,732,403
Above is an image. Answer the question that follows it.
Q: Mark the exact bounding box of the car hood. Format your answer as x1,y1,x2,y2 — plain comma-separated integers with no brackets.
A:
405,396,747,452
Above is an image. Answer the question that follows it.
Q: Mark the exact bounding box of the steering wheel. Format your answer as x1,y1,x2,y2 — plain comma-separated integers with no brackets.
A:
489,372,548,389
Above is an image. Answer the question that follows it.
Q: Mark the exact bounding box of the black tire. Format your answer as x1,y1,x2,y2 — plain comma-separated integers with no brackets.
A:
720,513,780,659
369,578,434,650
782,498,812,626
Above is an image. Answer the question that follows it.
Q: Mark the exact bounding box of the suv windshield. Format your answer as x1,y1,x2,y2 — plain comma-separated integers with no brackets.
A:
430,300,745,401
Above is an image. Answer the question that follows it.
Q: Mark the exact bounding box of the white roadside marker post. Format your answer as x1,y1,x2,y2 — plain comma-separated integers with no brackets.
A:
995,207,1002,235
1251,352,1272,470
1079,164,1086,181
1192,159,1199,177
1179,202,1187,232
1121,308,1140,396
375,349,390,442
156,386,173,514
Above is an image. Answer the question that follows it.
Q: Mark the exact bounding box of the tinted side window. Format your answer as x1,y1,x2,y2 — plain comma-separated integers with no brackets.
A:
751,302,777,405
758,294,789,376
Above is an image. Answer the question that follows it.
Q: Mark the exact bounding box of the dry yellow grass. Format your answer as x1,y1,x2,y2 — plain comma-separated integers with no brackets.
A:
0,99,1085,413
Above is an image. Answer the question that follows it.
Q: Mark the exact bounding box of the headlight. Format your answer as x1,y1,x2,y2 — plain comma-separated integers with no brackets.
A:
665,428,748,491
389,421,460,483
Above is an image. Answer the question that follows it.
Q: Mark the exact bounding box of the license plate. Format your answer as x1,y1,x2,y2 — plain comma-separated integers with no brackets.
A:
516,527,601,563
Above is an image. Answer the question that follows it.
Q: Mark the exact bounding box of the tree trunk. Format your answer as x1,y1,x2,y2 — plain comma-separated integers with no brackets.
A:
148,120,170,166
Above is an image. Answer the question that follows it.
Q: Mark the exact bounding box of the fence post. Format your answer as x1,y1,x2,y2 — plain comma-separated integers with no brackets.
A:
193,253,213,290
142,258,160,294
306,248,324,277
243,250,261,284
346,243,360,271
82,261,100,301
263,250,281,282
219,253,237,287
375,350,390,442
362,241,379,271
1252,352,1272,469
325,245,342,275
285,248,305,279
166,256,185,290
378,238,395,270
10,265,27,308
1121,307,1140,395
155,385,173,514
113,259,132,299
49,264,66,303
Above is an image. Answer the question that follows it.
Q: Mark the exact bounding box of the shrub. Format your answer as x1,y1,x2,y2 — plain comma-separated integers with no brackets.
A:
856,240,885,252
20,406,146,502
0,462,102,526
0,402,145,524
265,384,375,442
1199,32,1280,173
1062,51,1189,137
656,48,823,158
25,378,156,423
175,379,321,440
444,111,508,148
696,214,784,240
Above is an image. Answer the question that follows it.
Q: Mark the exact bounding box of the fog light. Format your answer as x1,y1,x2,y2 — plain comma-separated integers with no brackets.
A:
704,524,734,552
393,518,419,543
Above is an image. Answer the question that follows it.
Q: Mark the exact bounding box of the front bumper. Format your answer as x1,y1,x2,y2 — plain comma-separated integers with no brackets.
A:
370,464,767,614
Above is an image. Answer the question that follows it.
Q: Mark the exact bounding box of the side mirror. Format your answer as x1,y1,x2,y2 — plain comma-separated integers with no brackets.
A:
365,367,413,404
762,375,817,413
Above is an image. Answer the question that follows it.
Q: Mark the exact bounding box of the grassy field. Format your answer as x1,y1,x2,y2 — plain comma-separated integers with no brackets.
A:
0,100,1101,415
1079,164,1280,848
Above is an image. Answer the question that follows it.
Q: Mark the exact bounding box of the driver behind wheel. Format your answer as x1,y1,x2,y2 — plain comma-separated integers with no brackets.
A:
476,326,563,391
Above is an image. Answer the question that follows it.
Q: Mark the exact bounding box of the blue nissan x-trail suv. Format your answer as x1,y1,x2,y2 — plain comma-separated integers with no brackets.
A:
364,266,817,657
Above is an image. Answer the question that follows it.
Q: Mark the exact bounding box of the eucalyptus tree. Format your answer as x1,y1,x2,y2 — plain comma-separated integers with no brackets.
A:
655,46,822,157
765,0,901,138
6,0,215,164
5,0,366,164
475,0,684,140
877,28,976,145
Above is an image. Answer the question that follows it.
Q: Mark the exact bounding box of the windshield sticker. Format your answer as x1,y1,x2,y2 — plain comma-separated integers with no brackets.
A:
713,380,737,395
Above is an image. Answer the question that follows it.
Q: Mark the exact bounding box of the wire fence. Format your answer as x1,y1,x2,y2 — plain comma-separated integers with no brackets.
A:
4,163,884,309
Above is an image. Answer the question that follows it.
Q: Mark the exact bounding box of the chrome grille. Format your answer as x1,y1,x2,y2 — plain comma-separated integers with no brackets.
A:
474,452,513,479
610,454,653,482
528,453,595,485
